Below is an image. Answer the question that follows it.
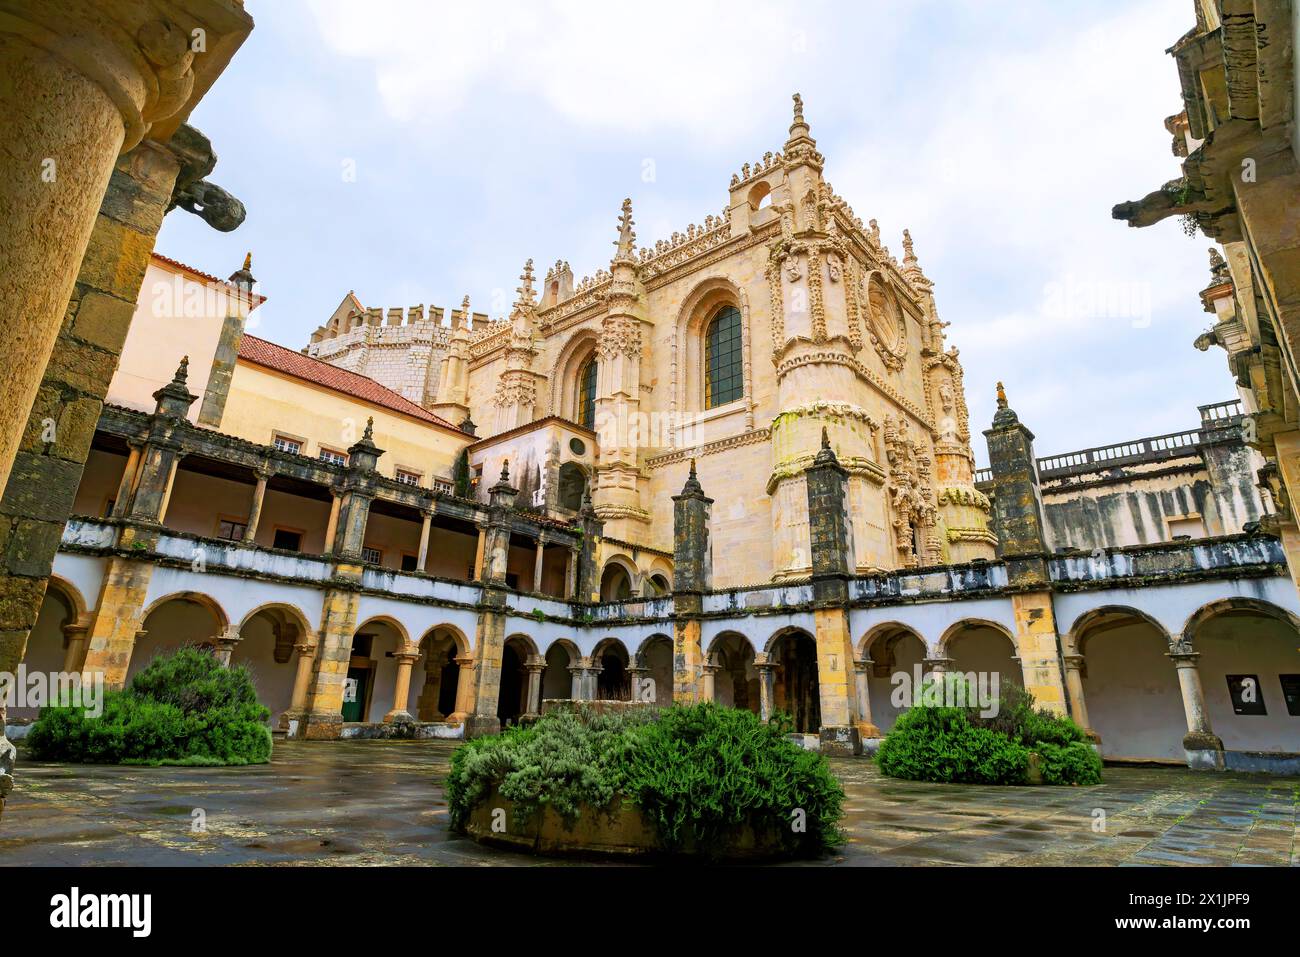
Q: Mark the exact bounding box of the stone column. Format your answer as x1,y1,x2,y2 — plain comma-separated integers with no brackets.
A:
111,443,143,517
416,507,433,572
626,664,649,704
700,663,718,703
1168,645,1226,770
1061,654,1099,742
241,469,270,544
566,546,579,599
61,622,90,674
283,638,317,732
756,660,777,721
384,651,419,724
533,536,546,593
0,1,252,496
448,654,475,724
212,626,240,667
416,657,444,722
671,461,711,703
464,465,518,737
323,491,342,554
523,657,545,719
852,659,880,740
585,661,602,701
569,664,584,701
472,526,486,580
923,656,952,676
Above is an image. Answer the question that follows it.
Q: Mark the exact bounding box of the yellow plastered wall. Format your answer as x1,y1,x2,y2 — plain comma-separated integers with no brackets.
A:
220,361,470,485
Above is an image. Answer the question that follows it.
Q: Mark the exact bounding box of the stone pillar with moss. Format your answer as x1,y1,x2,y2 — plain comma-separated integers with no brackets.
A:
300,421,383,739
671,460,712,702
464,463,518,738
982,384,1068,716
805,429,863,756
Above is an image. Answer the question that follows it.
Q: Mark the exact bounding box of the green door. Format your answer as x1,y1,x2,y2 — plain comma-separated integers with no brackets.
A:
341,668,368,722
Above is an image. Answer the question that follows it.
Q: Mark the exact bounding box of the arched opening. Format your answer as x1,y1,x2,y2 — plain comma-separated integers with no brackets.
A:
497,636,533,726
130,594,226,684
943,620,1023,692
416,627,465,721
709,632,758,714
704,304,743,409
747,180,772,210
557,461,588,512
1076,608,1185,761
770,629,820,734
862,624,927,732
542,641,577,703
600,561,634,601
232,605,308,727
1186,600,1300,756
594,639,630,701
576,355,598,430
14,585,79,720
645,573,671,596
639,634,674,707
345,617,410,723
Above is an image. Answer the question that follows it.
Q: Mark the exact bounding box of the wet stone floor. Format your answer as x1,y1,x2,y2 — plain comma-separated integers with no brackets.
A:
1,740,1296,866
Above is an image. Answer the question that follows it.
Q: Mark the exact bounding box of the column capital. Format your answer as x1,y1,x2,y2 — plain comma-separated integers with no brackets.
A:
393,651,421,664
852,657,873,673
1062,653,1085,670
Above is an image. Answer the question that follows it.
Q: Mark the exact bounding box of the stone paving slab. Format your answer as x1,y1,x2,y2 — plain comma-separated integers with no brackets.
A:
0,741,1295,867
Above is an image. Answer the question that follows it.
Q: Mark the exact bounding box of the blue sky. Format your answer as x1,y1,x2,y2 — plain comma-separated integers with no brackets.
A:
158,0,1230,466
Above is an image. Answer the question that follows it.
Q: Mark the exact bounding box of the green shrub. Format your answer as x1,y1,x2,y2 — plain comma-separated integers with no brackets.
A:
445,703,843,858
27,647,272,766
875,703,1030,784
876,677,1100,786
1036,740,1103,785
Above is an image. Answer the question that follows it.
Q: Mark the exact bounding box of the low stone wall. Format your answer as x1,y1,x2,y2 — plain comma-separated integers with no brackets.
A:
338,721,463,740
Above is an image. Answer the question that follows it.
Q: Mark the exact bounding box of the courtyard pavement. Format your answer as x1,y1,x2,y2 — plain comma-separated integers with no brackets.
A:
0,740,1296,866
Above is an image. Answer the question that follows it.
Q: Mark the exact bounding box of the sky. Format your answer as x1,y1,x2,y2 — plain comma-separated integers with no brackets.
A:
157,0,1231,466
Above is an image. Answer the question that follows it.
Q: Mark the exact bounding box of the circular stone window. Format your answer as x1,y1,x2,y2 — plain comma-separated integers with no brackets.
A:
569,437,587,456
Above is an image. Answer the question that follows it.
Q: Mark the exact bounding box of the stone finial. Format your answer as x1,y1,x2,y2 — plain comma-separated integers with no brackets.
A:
242,251,252,271
679,457,707,498
613,198,636,261
362,416,374,442
153,354,199,416
173,355,190,384
455,294,471,329
902,229,916,264
992,381,1020,429
500,460,510,482
996,381,1007,409
821,426,830,449
516,258,537,305
1208,247,1230,283
792,92,805,126
813,426,843,468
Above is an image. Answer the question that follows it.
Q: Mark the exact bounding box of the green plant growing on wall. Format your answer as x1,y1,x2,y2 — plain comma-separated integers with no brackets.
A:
453,448,471,498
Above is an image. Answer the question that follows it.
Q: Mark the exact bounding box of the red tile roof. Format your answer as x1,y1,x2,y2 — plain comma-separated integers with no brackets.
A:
237,334,461,432
150,252,267,306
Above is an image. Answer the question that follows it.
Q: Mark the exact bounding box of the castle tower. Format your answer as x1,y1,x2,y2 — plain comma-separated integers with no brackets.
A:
591,199,653,537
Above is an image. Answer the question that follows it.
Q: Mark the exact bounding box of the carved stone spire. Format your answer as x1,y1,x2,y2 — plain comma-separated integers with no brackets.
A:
679,457,705,498
613,197,636,263
152,354,198,417
992,380,1020,428
515,258,537,307
783,91,822,168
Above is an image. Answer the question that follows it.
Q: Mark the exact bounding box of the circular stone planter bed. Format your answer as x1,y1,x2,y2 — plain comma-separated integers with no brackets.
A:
447,703,844,861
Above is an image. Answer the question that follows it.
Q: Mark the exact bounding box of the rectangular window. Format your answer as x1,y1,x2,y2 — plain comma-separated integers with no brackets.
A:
362,546,382,564
216,518,248,541
400,553,419,572
272,434,303,455
319,447,347,466
103,498,116,518
272,528,302,551
395,468,422,487
1167,515,1206,540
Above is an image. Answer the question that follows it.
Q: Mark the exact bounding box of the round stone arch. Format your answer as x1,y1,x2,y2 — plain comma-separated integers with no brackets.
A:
233,603,315,727
672,276,753,418
420,623,471,658
635,632,674,707
858,621,927,733
765,625,821,733
354,615,412,653
550,327,600,422
15,577,91,715
415,624,471,722
600,554,639,601
46,574,88,623
592,636,631,701
706,630,758,713
938,618,1023,689
499,633,540,726
541,637,581,702
141,590,230,634
1179,597,1300,646
1065,605,1170,656
236,601,314,641
130,591,230,684
858,620,926,662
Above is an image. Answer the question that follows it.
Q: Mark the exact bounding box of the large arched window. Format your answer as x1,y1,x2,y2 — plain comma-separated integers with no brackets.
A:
704,305,743,408
577,356,597,429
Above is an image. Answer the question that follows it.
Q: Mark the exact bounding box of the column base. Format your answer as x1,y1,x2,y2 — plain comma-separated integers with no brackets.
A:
299,713,344,740
383,710,415,724
463,714,501,739
1183,731,1225,771
819,725,862,757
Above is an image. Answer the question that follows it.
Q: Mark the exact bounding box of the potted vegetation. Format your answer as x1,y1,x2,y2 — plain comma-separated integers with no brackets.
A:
446,703,844,860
